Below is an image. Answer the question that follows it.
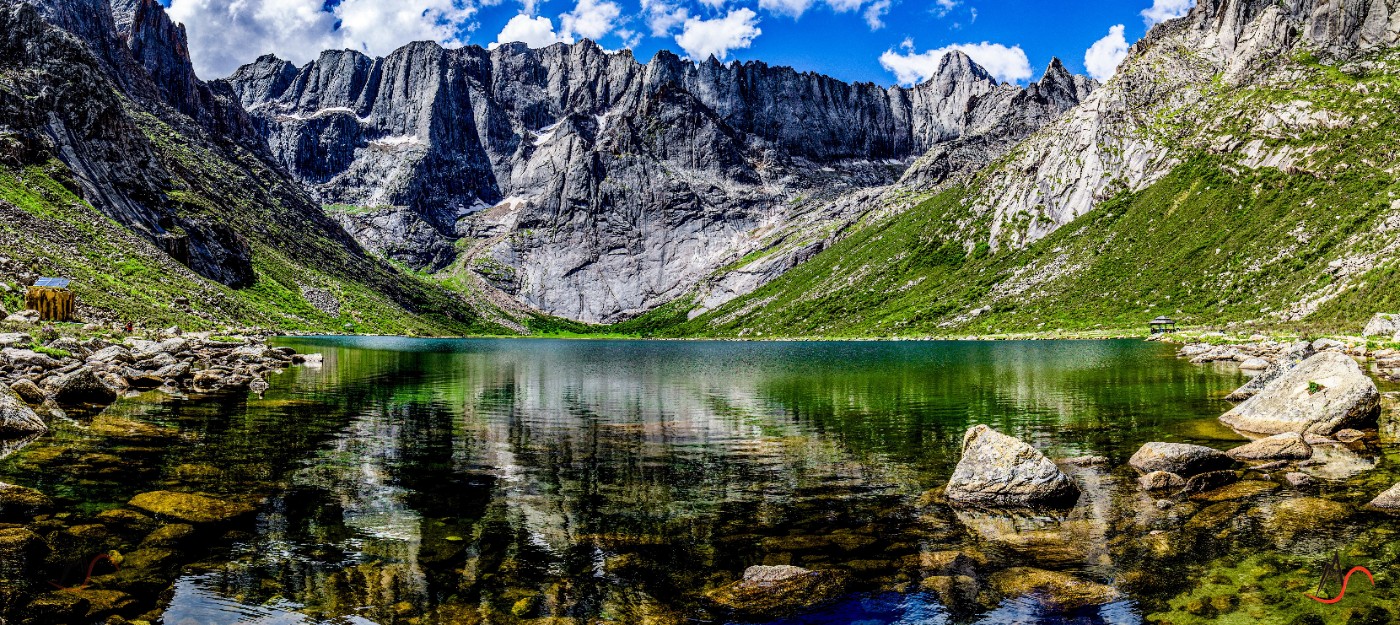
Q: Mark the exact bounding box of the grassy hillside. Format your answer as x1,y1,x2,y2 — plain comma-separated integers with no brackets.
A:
621,48,1400,339
0,158,503,335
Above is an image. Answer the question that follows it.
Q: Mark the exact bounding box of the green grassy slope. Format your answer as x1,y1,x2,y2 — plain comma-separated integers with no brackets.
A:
616,47,1400,339
0,158,502,335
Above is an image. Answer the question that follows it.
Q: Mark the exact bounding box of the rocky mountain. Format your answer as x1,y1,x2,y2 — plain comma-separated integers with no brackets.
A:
669,0,1400,338
227,44,1094,323
0,0,502,334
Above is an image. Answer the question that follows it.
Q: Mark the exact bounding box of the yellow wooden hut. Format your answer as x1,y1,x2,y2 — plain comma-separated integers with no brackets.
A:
25,278,75,322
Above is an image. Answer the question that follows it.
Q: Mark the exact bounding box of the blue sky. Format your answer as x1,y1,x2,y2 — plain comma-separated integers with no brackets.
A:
161,0,1194,86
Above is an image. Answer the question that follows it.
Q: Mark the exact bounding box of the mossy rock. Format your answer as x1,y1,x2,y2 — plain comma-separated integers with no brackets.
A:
0,482,53,522
988,567,1122,610
1189,480,1281,503
127,491,254,524
1265,497,1352,539
706,565,849,618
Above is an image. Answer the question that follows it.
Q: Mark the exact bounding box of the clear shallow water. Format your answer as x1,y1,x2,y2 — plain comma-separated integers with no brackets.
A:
3,338,1398,625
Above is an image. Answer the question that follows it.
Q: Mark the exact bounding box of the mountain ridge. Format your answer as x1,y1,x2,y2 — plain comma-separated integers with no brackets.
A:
227,38,1093,323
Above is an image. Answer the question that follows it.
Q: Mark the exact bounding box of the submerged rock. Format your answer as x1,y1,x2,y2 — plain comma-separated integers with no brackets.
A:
128,491,254,524
1129,442,1235,477
0,482,54,521
945,425,1080,507
1226,432,1312,461
1265,497,1351,539
0,383,46,438
1283,472,1314,488
1366,483,1400,511
705,565,849,618
988,567,1121,610
1221,352,1379,436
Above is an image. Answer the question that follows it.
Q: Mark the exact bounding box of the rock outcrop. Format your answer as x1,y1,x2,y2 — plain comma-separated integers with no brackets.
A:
227,43,1093,323
945,424,1081,507
1220,352,1379,436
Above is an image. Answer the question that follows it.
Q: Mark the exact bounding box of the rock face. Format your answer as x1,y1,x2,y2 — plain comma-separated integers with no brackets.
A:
705,565,848,618
226,44,1094,323
0,383,46,438
1226,342,1316,401
1129,442,1235,477
1221,352,1379,436
957,0,1400,252
1226,432,1312,460
945,424,1081,507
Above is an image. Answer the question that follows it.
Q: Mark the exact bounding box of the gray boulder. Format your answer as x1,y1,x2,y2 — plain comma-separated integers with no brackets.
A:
1226,432,1312,461
1220,352,1379,436
945,425,1080,507
1129,442,1235,477
1363,313,1400,337
86,345,132,364
1137,471,1185,491
0,384,46,437
3,310,39,323
7,378,45,405
2,348,57,370
1225,341,1314,401
53,367,118,406
1366,483,1400,511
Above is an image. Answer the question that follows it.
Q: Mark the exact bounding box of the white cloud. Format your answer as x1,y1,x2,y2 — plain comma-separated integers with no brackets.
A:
641,0,690,36
863,0,890,29
933,0,959,17
167,0,477,78
879,41,1032,85
675,8,762,60
491,14,573,49
1084,24,1130,81
560,0,622,40
760,0,814,18
697,0,729,8
1142,0,1194,26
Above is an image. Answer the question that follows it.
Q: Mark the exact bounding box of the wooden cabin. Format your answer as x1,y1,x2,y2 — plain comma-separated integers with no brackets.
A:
1149,316,1177,334
25,277,75,322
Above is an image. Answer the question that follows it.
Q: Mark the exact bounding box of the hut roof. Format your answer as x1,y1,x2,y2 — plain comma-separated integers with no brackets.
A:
1150,316,1176,324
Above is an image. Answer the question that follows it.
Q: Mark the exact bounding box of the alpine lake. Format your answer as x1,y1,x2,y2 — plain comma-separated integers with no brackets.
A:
2,338,1399,625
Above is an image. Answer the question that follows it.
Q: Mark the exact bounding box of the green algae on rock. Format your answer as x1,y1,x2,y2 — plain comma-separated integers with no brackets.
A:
127,491,254,525
705,565,850,618
988,567,1121,610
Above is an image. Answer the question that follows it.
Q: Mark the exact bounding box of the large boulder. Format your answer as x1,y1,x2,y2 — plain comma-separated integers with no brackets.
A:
1226,432,1312,461
1220,352,1379,436
705,565,849,618
1128,442,1235,477
1225,341,1314,401
1363,313,1400,337
0,383,46,437
945,425,1080,507
52,367,117,406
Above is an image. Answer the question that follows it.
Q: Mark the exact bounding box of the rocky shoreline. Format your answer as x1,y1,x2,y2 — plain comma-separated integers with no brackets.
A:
0,321,319,438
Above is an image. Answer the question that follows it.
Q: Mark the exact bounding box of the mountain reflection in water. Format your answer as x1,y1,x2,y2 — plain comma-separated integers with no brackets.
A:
6,338,1397,625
